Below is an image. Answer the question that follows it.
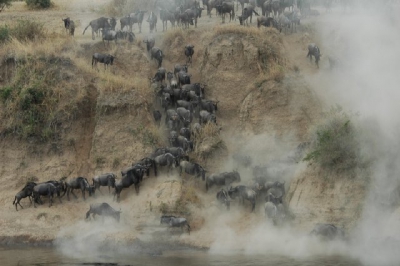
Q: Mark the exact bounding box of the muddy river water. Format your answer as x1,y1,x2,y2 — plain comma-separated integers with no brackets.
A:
0,246,363,266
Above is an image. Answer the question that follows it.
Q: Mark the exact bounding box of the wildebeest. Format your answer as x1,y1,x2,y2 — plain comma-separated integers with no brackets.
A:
92,53,115,70
110,17,117,30
280,0,294,11
66,177,94,201
114,165,146,202
206,170,241,191
86,202,121,222
147,11,158,33
264,181,285,203
264,192,285,225
143,36,155,53
32,183,61,208
62,17,75,36
153,110,162,126
185,45,195,65
179,127,191,140
13,182,36,211
216,1,235,23
83,17,111,40
238,5,259,26
310,223,346,241
216,189,230,210
307,43,321,68
121,11,147,32
165,146,186,159
257,16,280,32
185,5,204,28
271,0,281,17
228,185,257,212
176,107,193,125
174,64,188,78
198,98,218,114
101,28,118,46
179,160,206,180
160,9,176,31
178,71,191,87
199,110,217,125
177,12,194,29
152,67,166,84
92,173,116,194
264,200,277,224
261,0,272,17
135,157,157,177
153,153,178,176
150,47,163,68
160,215,191,234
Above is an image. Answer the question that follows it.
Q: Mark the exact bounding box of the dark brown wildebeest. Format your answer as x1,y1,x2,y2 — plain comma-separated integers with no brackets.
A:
62,17,75,36
307,43,321,68
184,45,194,65
206,170,240,191
13,182,36,211
143,36,155,53
92,173,116,194
150,47,163,68
237,5,259,25
184,5,204,28
86,202,121,222
160,215,191,234
257,16,280,32
153,110,162,126
66,177,94,201
92,53,115,70
216,1,235,23
82,17,111,40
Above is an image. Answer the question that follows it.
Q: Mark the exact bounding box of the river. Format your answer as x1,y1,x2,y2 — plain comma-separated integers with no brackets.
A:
0,246,363,266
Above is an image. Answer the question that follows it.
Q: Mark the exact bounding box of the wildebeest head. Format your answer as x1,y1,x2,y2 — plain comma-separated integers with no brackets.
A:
110,17,117,30
62,17,71,29
237,15,244,25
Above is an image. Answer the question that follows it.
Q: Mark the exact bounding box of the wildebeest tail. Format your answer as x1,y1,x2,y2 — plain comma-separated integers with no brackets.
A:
12,196,16,205
253,9,259,16
83,23,91,35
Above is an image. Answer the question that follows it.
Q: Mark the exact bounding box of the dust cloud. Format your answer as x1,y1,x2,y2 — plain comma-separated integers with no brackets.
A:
308,2,400,265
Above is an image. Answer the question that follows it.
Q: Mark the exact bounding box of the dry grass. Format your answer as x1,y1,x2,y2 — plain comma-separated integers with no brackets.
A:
192,123,225,161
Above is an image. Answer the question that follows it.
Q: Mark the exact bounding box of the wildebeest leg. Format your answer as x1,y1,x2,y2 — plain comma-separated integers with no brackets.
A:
48,191,53,207
70,189,78,200
85,210,91,220
135,184,139,195
81,187,86,200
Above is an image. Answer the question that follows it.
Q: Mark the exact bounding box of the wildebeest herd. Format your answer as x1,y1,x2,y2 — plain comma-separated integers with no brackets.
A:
11,0,343,237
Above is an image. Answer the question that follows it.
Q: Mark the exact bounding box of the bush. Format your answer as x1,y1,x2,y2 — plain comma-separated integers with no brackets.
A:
303,105,361,172
25,0,51,8
0,0,12,12
0,25,10,43
11,20,46,41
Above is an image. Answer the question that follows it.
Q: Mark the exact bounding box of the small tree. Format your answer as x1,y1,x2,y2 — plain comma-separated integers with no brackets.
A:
25,0,51,9
303,105,361,172
0,0,12,12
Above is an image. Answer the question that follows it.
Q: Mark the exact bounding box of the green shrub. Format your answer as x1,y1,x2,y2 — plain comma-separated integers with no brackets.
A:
0,25,10,43
25,0,51,8
303,105,361,172
0,86,13,102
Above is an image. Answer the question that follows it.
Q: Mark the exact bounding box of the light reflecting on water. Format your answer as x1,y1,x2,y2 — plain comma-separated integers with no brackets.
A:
0,247,363,266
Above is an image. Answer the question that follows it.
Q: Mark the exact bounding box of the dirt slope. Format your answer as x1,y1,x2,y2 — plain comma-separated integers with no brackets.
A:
0,0,366,247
